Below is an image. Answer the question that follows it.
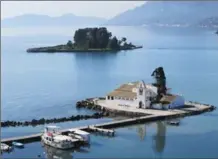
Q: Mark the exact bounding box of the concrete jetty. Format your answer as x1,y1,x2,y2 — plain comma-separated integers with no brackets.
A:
88,126,115,136
1,133,42,145
1,100,215,145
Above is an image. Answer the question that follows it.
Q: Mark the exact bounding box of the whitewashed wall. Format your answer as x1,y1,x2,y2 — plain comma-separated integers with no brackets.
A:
105,98,138,108
146,84,158,94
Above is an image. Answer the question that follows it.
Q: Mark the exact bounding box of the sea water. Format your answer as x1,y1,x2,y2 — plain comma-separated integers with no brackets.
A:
1,26,218,158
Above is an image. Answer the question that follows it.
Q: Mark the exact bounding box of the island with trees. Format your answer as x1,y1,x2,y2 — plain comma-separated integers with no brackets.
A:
27,27,142,53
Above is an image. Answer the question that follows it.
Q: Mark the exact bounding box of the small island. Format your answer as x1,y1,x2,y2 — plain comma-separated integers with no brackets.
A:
27,27,142,53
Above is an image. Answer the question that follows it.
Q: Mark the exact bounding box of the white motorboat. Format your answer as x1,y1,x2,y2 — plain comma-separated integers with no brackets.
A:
41,126,78,150
68,129,90,144
1,143,12,151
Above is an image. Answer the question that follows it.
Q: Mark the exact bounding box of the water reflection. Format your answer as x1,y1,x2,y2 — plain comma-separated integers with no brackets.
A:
72,52,120,97
135,121,166,154
42,142,90,159
73,52,119,75
152,121,166,155
137,124,146,141
42,143,73,159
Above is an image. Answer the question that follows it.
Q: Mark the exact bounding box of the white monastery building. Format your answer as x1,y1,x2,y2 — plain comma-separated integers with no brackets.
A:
105,81,185,110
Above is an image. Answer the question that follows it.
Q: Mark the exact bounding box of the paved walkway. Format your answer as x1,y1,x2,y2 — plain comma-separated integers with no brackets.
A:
96,100,209,116
97,100,181,116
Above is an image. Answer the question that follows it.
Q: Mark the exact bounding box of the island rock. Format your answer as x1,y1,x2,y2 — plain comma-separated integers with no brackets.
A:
27,27,142,53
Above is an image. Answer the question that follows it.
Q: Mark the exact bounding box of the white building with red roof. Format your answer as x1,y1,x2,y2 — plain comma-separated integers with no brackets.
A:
105,80,184,110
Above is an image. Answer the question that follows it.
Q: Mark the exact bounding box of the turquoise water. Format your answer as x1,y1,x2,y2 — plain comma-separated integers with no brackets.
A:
1,26,218,158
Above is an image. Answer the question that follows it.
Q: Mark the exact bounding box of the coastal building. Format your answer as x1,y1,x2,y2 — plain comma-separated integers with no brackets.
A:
105,81,184,110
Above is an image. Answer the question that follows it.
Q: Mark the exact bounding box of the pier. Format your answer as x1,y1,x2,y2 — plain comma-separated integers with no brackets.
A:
1,101,215,145
87,126,115,136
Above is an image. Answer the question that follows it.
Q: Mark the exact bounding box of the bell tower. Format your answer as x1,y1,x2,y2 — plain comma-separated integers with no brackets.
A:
136,81,147,109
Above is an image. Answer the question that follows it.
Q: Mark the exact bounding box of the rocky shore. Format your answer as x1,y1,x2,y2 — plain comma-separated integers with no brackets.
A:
26,45,143,53
1,112,108,128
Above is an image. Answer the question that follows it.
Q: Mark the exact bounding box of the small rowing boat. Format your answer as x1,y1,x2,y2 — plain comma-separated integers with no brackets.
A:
12,142,24,148
167,120,180,126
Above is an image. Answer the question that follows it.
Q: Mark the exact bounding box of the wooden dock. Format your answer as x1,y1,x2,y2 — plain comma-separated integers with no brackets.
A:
1,102,215,145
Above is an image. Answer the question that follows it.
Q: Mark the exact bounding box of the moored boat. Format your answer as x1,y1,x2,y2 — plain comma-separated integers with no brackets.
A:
68,129,90,144
1,143,13,151
167,120,180,126
41,126,78,150
12,142,24,148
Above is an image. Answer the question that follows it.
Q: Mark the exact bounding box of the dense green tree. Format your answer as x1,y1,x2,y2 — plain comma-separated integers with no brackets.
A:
122,37,127,42
88,27,98,48
95,27,111,48
67,40,73,48
151,67,167,101
72,27,135,50
108,36,120,50
74,29,87,48
74,27,112,49
118,40,122,46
